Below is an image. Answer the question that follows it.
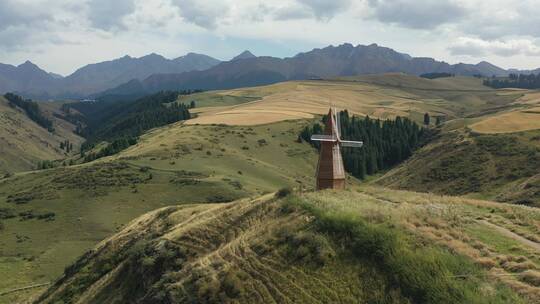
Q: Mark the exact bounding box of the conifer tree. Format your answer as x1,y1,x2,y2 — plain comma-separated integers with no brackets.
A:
424,113,430,126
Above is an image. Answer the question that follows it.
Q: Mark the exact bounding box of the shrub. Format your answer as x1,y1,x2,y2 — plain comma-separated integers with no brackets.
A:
279,230,335,266
221,271,245,298
275,187,292,198
0,208,16,219
37,212,56,221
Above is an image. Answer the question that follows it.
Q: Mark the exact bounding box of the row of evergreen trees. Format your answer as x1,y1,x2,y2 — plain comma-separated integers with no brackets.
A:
300,111,426,179
420,73,455,79
78,91,192,161
60,140,73,153
483,73,540,89
4,93,54,132
83,138,138,162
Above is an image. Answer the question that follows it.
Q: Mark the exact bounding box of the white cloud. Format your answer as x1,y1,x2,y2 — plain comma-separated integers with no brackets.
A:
86,0,136,31
296,0,351,21
171,0,229,29
449,37,540,57
367,0,466,29
0,0,54,31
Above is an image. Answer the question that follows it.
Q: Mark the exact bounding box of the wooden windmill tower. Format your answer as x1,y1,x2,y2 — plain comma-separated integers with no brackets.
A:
311,108,363,190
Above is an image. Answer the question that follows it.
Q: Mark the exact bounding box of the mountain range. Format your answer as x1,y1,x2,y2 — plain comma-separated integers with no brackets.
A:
0,53,220,99
1,43,539,100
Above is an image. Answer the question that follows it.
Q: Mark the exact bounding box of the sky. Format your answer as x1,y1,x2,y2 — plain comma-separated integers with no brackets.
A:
1,0,540,75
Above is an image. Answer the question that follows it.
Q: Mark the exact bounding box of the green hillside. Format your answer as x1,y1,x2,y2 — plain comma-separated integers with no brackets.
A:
376,127,540,206
35,188,538,303
0,96,83,174
0,120,317,303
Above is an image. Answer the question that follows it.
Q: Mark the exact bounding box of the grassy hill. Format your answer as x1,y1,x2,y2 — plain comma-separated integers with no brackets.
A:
35,187,538,303
376,123,540,206
0,96,83,174
0,120,317,303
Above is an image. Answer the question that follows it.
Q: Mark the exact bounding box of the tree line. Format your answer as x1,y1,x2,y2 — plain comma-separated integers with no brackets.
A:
483,73,540,89
4,93,54,132
299,111,427,179
420,73,455,79
60,139,73,153
83,138,138,162
68,91,192,161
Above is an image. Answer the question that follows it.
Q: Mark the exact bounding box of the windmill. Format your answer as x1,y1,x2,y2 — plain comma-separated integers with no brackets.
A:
311,108,363,190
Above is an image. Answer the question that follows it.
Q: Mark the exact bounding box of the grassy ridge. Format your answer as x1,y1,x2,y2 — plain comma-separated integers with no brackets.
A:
285,194,523,303
377,128,540,205
34,188,537,303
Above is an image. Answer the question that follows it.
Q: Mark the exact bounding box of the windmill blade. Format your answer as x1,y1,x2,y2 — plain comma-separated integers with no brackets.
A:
311,135,337,142
335,108,342,139
340,140,363,148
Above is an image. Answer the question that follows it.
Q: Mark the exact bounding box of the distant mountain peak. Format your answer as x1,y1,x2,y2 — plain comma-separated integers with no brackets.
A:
142,53,163,58
232,50,256,61
19,60,38,68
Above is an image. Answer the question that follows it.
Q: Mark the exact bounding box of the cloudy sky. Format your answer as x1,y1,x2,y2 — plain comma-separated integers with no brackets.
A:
1,0,540,75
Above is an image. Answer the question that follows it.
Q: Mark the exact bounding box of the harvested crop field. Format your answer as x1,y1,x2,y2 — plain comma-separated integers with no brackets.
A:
471,107,540,134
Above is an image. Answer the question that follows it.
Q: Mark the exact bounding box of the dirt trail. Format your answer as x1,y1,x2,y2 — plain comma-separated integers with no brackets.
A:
479,220,540,251
0,282,50,296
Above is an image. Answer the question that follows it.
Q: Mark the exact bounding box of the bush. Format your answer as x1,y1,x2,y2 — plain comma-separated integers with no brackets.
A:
221,271,245,298
275,187,292,198
279,229,335,266
37,212,56,221
0,208,16,219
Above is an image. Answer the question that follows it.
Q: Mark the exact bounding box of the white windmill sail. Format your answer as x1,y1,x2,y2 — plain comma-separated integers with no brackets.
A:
310,107,363,149
340,140,364,148
311,134,337,142
335,108,342,139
